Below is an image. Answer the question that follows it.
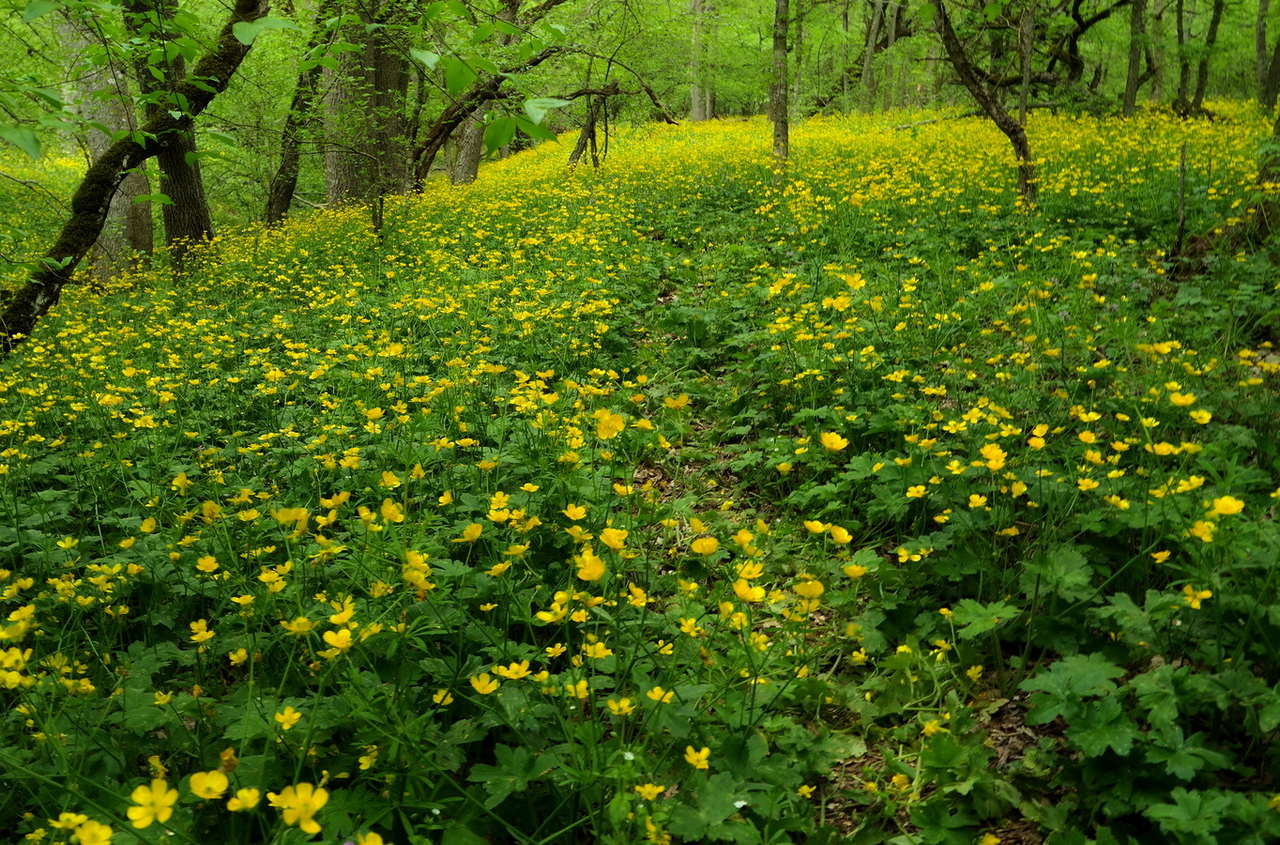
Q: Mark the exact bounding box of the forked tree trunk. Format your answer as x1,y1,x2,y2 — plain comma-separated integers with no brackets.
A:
0,0,269,351
771,0,789,159
932,0,1036,204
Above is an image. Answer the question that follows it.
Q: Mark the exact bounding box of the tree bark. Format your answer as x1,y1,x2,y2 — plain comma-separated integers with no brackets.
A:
1189,0,1225,113
1258,0,1271,98
1174,0,1191,108
1263,38,1280,111
771,0,789,159
932,0,1036,204
1123,0,1147,114
123,0,214,259
0,0,269,351
266,3,333,224
450,108,486,184
690,0,710,120
60,16,153,280
861,0,885,109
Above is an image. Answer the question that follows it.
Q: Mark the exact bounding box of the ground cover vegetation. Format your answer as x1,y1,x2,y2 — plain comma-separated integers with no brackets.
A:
1,104,1279,844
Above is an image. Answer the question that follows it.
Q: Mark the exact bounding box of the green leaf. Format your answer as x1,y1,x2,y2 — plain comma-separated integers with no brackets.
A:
410,49,440,70
134,193,174,207
232,16,296,46
1065,697,1138,757
515,116,556,143
483,116,516,154
441,824,489,845
22,0,57,21
0,126,41,159
444,57,477,96
1021,545,1093,602
949,598,1021,640
523,97,573,125
1020,653,1125,724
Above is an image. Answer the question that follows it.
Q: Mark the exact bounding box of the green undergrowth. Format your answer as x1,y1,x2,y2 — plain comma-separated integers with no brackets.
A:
1,107,1279,844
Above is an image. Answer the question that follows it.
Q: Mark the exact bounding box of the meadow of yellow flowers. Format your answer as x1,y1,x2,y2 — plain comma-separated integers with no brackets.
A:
1,105,1279,843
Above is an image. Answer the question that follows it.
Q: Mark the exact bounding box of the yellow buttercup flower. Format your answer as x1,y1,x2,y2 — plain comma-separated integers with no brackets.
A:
189,769,228,799
268,783,329,835
690,536,719,555
819,431,848,451
127,779,178,828
684,745,711,770
470,673,500,694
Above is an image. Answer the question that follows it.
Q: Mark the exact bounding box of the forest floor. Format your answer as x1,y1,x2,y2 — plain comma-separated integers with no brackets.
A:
2,106,1280,844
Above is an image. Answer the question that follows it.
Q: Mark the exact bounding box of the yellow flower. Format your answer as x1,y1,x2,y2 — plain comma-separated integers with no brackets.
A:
979,835,1002,845
1189,409,1212,424
582,641,613,659
646,686,674,704
195,555,219,573
980,443,1006,470
268,783,329,835
494,660,531,679
1207,496,1244,517
274,706,302,731
356,834,387,845
594,409,625,439
842,563,868,579
140,517,158,533
470,673,500,694
189,770,229,799
922,719,946,737
634,783,665,800
379,471,401,488
453,522,483,542
1182,585,1212,610
684,745,710,770
690,536,719,555
967,494,987,509
827,524,852,544
188,619,214,644
803,519,827,534
733,579,765,602
819,431,849,451
1189,520,1216,543
1077,477,1100,492
562,503,587,520
906,485,927,499
379,499,404,523
575,546,606,581
322,628,354,652
227,787,260,812
966,665,984,681
1169,392,1196,406
599,527,628,550
280,616,314,636
127,779,178,829
72,820,113,845
663,393,690,409
432,689,454,705
607,697,635,715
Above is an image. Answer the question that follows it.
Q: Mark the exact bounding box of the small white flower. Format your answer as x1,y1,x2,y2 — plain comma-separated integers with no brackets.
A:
623,751,635,761
733,799,749,809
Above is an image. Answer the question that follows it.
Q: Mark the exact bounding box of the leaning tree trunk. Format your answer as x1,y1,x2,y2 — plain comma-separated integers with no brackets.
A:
770,0,789,159
60,16,153,281
1123,0,1147,115
450,108,487,185
1189,0,1225,113
932,0,1036,204
0,0,269,352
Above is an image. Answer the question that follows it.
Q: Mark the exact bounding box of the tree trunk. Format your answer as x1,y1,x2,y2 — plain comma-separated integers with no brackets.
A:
266,3,332,224
1258,0,1272,98
771,0,789,159
60,16,153,281
450,108,486,184
1123,0,1147,115
791,0,805,113
0,0,269,351
861,0,885,109
1151,0,1165,100
1174,0,1191,109
932,0,1036,204
123,0,214,259
1189,0,1224,113
1019,2,1034,123
1263,38,1280,112
690,0,710,120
